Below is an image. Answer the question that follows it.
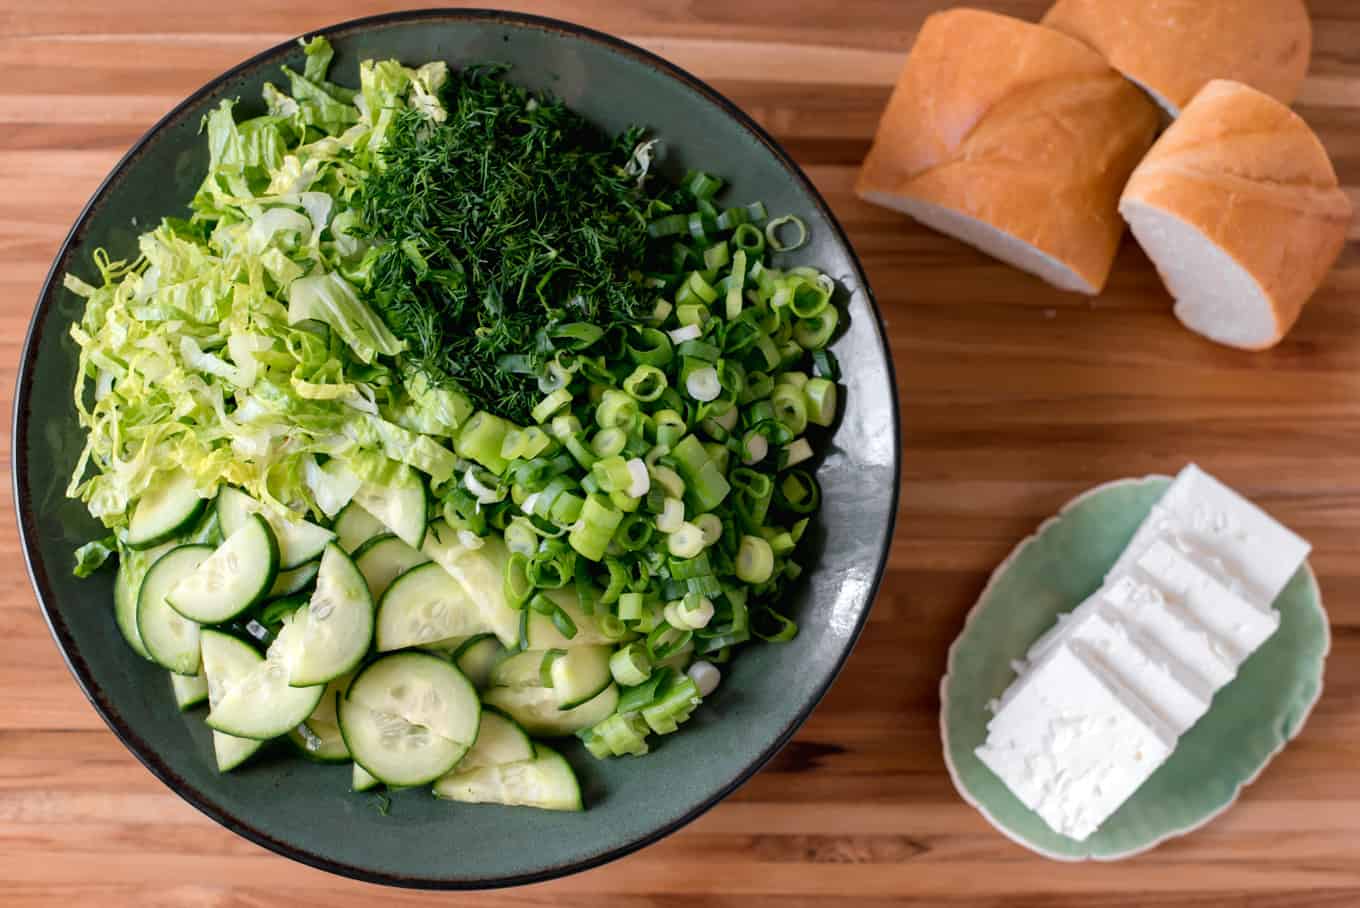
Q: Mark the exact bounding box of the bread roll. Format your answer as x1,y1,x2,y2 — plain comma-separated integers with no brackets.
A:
855,9,1160,295
1120,80,1352,351
1042,0,1312,116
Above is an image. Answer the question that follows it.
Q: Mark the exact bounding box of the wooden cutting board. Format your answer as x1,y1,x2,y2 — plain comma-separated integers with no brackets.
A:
1,1,1357,904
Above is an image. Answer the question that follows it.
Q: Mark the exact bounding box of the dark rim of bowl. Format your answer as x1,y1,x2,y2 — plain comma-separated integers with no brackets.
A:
12,7,901,890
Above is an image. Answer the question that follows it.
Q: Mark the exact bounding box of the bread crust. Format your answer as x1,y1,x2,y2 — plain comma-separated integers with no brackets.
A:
1042,0,1312,114
1120,79,1352,349
856,9,1160,294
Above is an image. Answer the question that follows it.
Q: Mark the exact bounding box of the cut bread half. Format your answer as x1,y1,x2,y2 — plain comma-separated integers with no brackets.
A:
1120,80,1353,351
1043,0,1312,117
855,9,1160,295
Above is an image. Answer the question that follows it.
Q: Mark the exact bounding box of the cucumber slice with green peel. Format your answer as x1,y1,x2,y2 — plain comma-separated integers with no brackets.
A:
433,745,582,811
452,634,503,690
282,544,374,687
213,731,264,772
421,524,521,647
166,515,279,624
483,683,619,737
170,670,209,710
488,649,547,689
138,545,211,675
453,708,533,772
269,560,319,598
375,562,490,652
352,762,380,792
289,681,352,763
522,587,617,649
127,471,209,550
354,534,429,600
114,541,175,661
550,645,614,709
352,466,428,549
204,623,325,740
216,487,334,570
333,501,386,553
200,629,270,771
418,636,470,658
338,652,480,787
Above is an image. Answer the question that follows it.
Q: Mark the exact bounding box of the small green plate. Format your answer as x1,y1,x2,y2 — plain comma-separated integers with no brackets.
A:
941,476,1330,861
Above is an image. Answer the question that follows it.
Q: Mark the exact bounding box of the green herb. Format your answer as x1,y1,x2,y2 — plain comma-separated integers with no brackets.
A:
357,66,674,422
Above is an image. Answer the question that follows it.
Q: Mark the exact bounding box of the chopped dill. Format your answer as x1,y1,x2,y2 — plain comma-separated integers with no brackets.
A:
358,65,678,422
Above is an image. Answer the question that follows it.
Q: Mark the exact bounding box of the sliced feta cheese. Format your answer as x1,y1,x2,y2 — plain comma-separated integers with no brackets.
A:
977,644,1177,842
1102,573,1239,690
1133,537,1281,665
1109,464,1310,608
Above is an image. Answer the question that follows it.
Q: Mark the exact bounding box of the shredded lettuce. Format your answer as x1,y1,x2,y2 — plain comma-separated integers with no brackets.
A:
65,37,452,535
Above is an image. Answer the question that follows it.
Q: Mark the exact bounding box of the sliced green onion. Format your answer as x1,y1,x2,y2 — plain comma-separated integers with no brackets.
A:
686,660,721,697
623,365,668,401
771,384,809,435
616,513,654,551
667,521,706,558
740,430,769,465
685,367,721,402
793,306,839,350
782,437,814,470
641,675,702,735
596,390,639,430
549,412,582,440
656,496,685,533
610,643,653,686
676,302,710,327
736,535,775,583
732,222,765,255
804,378,837,427
503,552,534,608
455,411,515,475
532,388,573,424
694,513,723,547
568,494,623,562
765,215,808,253
591,427,628,458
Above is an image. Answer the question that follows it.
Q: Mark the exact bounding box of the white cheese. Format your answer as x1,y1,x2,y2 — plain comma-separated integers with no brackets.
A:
1109,464,1311,609
1101,572,1239,690
1133,537,1281,665
977,644,1177,842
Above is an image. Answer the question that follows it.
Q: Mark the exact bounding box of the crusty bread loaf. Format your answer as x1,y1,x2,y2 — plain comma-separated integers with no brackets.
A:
1120,80,1353,351
855,9,1161,295
1042,0,1312,116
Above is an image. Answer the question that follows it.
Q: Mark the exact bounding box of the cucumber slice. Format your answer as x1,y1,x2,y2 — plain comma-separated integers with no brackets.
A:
114,540,174,661
217,487,334,570
352,466,428,549
421,524,521,647
352,762,380,792
269,560,319,598
452,634,504,690
523,587,617,649
288,680,351,763
488,650,548,689
127,471,208,550
338,652,480,787
205,622,325,740
333,501,386,553
213,731,264,772
419,636,471,657
433,745,583,811
166,515,279,624
137,545,211,675
454,708,534,771
489,646,614,712
550,645,614,709
375,562,490,652
170,670,209,710
200,629,269,771
283,544,374,687
483,683,620,737
354,534,429,600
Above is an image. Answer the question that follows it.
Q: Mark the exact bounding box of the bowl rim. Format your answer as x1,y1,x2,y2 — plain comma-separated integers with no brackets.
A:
11,6,901,890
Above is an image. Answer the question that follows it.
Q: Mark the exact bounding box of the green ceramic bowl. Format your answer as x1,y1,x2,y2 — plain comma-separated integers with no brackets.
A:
942,476,1329,861
13,10,898,889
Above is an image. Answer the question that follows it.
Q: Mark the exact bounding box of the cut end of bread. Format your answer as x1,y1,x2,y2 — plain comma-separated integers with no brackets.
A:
863,191,1099,295
1122,200,1281,350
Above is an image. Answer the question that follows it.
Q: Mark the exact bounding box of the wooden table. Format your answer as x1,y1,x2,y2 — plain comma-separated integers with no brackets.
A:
3,1,1358,904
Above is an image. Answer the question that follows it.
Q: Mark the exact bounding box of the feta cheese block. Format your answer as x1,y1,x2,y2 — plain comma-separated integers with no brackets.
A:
1134,537,1281,663
976,644,1178,842
1110,464,1311,608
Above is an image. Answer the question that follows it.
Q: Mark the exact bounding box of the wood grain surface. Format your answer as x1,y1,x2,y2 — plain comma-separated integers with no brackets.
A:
3,1,1359,904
